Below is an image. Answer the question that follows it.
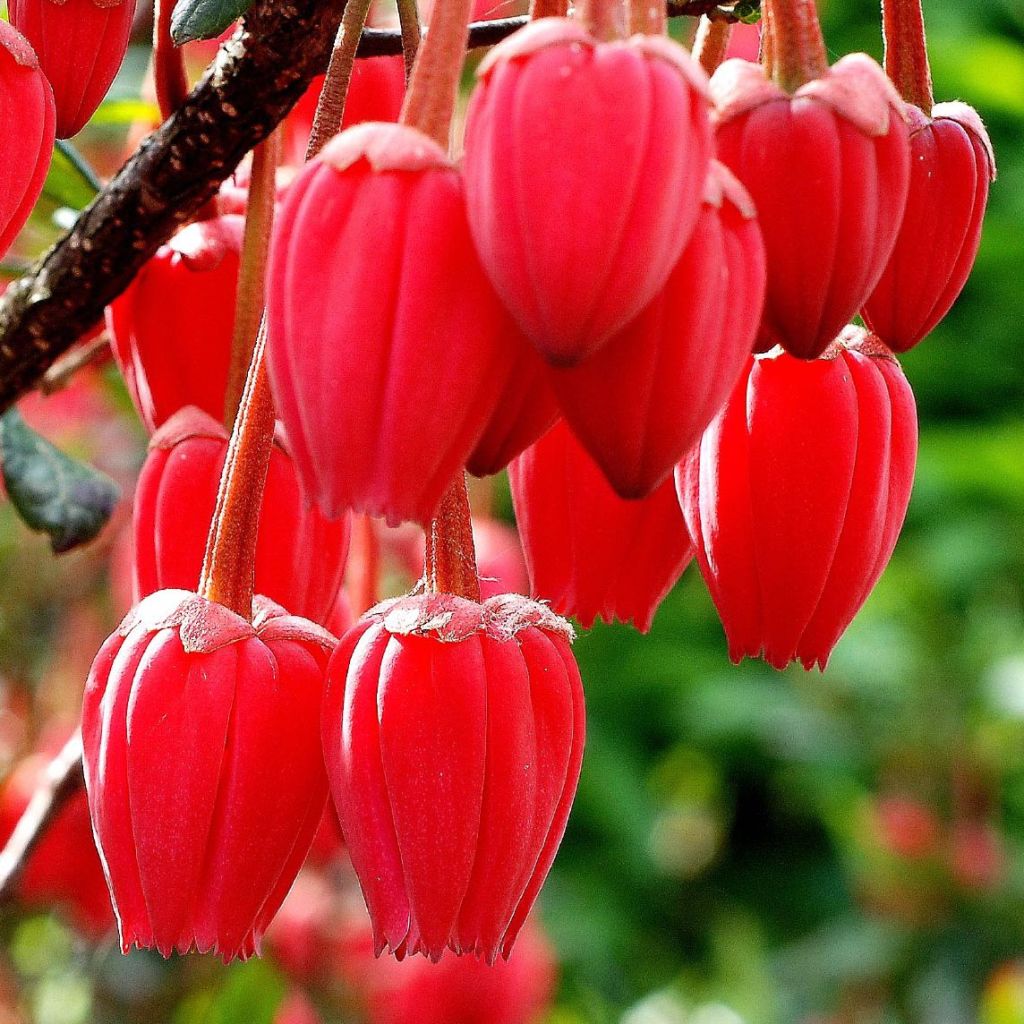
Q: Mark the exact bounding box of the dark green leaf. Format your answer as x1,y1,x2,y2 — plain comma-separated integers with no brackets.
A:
170,0,251,44
0,409,119,553
42,141,101,212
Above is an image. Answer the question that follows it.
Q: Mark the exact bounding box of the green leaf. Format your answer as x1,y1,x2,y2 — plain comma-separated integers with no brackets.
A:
0,409,119,553
42,141,101,212
170,0,250,44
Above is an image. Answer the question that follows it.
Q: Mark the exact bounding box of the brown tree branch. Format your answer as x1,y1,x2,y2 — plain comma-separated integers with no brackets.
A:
0,0,743,416
0,733,85,904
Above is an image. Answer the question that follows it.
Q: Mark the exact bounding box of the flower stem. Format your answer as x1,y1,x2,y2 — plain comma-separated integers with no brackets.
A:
305,0,376,161
629,0,665,37
763,0,827,91
424,475,480,602
530,0,569,19
395,0,422,83
348,514,381,615
223,130,281,429
577,0,623,41
400,0,474,148
881,0,934,111
693,14,732,74
153,0,189,121
198,324,275,619
200,131,280,615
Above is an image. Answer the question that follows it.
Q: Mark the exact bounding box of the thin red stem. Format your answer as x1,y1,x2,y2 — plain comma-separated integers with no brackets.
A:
530,0,569,18
882,0,934,111
693,14,732,74
198,131,281,618
400,0,474,147
198,326,276,619
629,0,666,37
306,0,376,160
154,0,189,122
348,514,381,615
577,0,623,41
424,476,480,602
223,131,281,428
763,0,828,91
395,0,422,83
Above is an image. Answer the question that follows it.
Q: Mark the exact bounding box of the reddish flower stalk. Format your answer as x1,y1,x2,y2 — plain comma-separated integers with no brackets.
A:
153,0,188,121
396,0,421,82
763,0,827,91
198,333,276,619
425,476,481,602
198,134,281,618
223,131,281,427
349,514,381,615
400,0,474,147
305,0,375,160
576,0,623,42
629,0,665,38
530,0,568,19
882,0,934,111
693,15,732,75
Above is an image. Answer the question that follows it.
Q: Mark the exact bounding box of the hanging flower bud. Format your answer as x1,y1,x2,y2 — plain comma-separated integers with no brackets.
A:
9,0,136,138
711,48,910,358
0,22,55,259
549,161,765,497
676,327,918,670
862,103,994,352
322,592,585,962
863,0,996,353
266,123,533,526
106,217,244,432
82,590,335,961
509,421,693,632
463,19,712,366
132,407,350,626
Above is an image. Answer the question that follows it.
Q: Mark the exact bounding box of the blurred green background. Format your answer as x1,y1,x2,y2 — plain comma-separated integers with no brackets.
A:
1,1,1023,1023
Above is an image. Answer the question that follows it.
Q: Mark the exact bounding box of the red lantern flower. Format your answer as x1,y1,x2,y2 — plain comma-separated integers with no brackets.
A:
266,122,532,526
106,216,243,432
82,590,335,960
322,592,585,962
711,54,910,359
132,407,350,625
676,327,918,670
463,18,712,366
862,102,995,352
509,421,693,632
8,0,136,138
0,21,55,259
549,160,765,498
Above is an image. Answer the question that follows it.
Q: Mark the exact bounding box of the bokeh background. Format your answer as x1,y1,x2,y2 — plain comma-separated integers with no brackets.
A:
0,0,1023,1022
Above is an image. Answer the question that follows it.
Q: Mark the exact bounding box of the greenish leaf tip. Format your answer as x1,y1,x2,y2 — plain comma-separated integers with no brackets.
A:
0,409,120,554
170,0,253,44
